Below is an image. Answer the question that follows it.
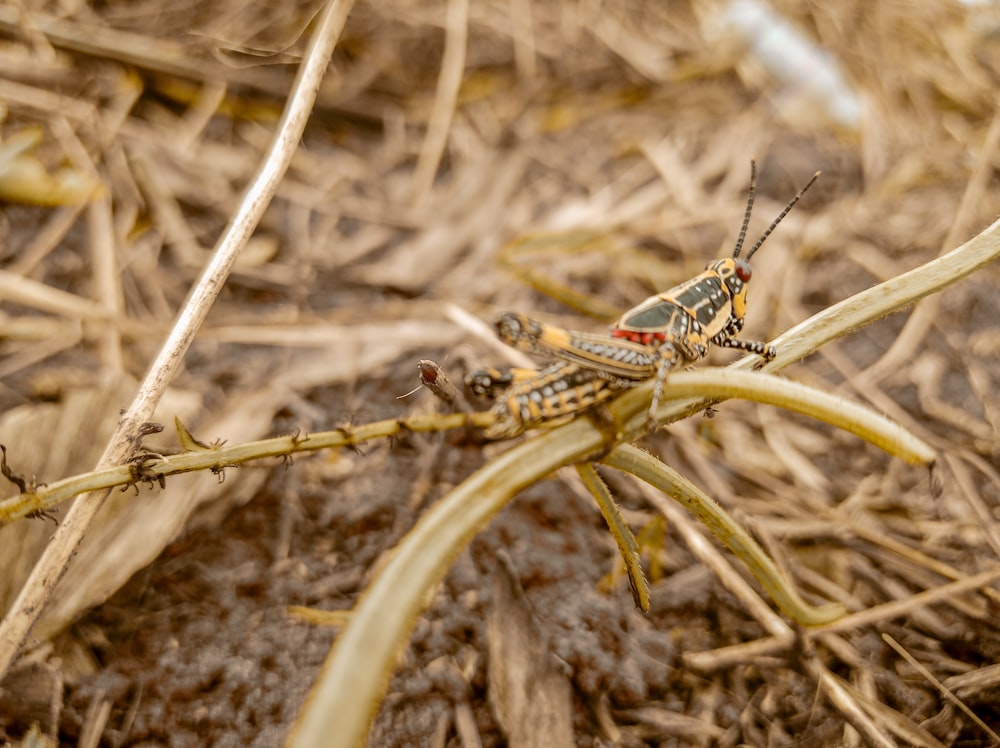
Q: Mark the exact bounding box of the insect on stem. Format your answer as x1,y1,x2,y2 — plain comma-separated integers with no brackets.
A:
481,160,820,435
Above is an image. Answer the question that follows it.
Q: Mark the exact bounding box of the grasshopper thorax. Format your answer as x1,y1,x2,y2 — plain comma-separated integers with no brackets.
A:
608,162,819,347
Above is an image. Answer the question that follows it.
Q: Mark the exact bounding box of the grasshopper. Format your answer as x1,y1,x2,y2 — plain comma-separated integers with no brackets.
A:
466,363,631,439
480,160,819,435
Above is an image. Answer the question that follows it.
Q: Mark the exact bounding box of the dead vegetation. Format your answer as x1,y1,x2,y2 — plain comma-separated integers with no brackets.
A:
1,0,1000,745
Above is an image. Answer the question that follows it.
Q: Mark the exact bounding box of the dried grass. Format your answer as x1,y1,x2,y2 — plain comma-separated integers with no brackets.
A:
1,0,999,745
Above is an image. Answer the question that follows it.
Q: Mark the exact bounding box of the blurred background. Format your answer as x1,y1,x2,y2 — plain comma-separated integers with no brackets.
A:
1,0,999,745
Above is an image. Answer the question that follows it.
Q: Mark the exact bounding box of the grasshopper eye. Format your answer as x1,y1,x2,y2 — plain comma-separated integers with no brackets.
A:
735,259,752,282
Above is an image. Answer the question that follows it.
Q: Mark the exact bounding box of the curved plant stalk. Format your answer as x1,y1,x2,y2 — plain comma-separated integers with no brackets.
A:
602,444,846,626
288,367,932,746
640,215,1000,433
612,369,935,466
764,215,1000,369
285,215,1000,746
576,463,650,611
0,365,932,527
1,363,929,527
285,416,611,748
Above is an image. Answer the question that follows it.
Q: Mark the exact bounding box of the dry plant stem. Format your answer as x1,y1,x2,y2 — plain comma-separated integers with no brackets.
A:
0,0,355,681
0,6,298,100
409,0,468,207
445,302,536,366
806,660,897,748
498,233,625,321
683,566,1000,673
509,0,537,77
943,452,1000,558
290,218,1000,741
0,269,110,319
0,412,493,526
816,565,1000,636
626,369,934,466
0,366,929,526
575,463,649,611
636,213,1000,438
89,195,124,372
882,633,1000,743
829,676,950,748
602,445,846,626
6,203,85,277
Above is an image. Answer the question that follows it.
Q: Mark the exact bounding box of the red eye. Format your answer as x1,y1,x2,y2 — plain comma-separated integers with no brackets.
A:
735,260,752,282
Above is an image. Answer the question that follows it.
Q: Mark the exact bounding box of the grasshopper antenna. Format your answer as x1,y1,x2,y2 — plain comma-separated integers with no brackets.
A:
744,169,821,262
731,158,758,260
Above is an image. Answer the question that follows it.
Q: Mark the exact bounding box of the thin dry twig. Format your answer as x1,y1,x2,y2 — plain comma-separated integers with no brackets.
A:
3,2,999,742
806,658,897,748
684,566,1000,673
410,0,469,207
883,633,1000,744
0,0,356,680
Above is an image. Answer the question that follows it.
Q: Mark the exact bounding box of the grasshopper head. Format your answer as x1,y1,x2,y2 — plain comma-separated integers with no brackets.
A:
706,257,752,320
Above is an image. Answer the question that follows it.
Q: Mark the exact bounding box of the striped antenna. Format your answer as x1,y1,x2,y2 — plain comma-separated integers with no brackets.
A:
744,169,821,262
731,159,758,259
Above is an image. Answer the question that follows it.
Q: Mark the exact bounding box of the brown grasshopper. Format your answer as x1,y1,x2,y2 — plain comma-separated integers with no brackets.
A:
473,160,819,436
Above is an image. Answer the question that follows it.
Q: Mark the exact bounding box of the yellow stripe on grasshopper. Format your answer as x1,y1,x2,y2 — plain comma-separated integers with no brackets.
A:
495,312,660,381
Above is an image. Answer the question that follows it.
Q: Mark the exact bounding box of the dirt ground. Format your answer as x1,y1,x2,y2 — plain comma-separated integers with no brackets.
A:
2,1,1000,746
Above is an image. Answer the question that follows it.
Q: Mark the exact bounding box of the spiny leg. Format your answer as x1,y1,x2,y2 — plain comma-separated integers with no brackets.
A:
716,335,776,361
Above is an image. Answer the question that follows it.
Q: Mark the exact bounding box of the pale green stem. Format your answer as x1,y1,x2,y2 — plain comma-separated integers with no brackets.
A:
602,444,847,626
576,463,649,611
